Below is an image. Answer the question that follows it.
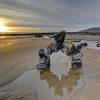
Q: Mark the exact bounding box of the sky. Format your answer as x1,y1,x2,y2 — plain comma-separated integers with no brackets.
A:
0,0,100,32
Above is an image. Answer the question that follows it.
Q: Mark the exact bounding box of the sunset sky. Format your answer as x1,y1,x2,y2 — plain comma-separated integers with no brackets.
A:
0,0,100,32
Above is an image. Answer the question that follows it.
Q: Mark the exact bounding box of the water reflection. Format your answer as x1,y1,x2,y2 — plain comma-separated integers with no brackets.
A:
0,49,83,100
39,68,81,96
0,68,83,100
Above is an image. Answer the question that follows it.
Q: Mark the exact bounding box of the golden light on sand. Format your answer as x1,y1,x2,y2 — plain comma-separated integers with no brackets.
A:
0,36,6,39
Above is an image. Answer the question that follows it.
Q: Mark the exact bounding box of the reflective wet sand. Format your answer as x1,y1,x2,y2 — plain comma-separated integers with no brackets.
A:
0,53,83,100
0,37,100,100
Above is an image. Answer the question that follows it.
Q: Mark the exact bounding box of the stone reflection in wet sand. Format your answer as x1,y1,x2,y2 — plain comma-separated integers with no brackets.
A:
0,68,83,100
39,68,82,96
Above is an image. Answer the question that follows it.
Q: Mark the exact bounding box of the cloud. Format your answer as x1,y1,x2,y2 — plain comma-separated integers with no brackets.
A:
0,0,100,32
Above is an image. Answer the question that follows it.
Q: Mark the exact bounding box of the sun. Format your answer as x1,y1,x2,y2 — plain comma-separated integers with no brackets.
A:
0,25,8,32
0,18,10,32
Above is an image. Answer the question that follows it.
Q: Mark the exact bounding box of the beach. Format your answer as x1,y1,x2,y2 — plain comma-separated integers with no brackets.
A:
0,36,100,100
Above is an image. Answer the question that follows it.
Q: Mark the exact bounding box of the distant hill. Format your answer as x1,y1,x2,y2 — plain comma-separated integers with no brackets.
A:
79,27,100,33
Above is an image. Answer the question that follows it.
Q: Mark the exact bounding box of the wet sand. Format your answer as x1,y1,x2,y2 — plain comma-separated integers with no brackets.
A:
0,36,100,100
0,37,52,87
71,48,100,100
0,51,83,100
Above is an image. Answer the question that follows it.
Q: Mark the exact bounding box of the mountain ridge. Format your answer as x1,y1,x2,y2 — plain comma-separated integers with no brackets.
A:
79,27,100,33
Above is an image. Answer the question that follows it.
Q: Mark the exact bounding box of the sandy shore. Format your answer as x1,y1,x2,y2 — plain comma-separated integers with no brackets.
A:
71,48,100,100
65,35,100,42
0,37,52,87
0,36,100,100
